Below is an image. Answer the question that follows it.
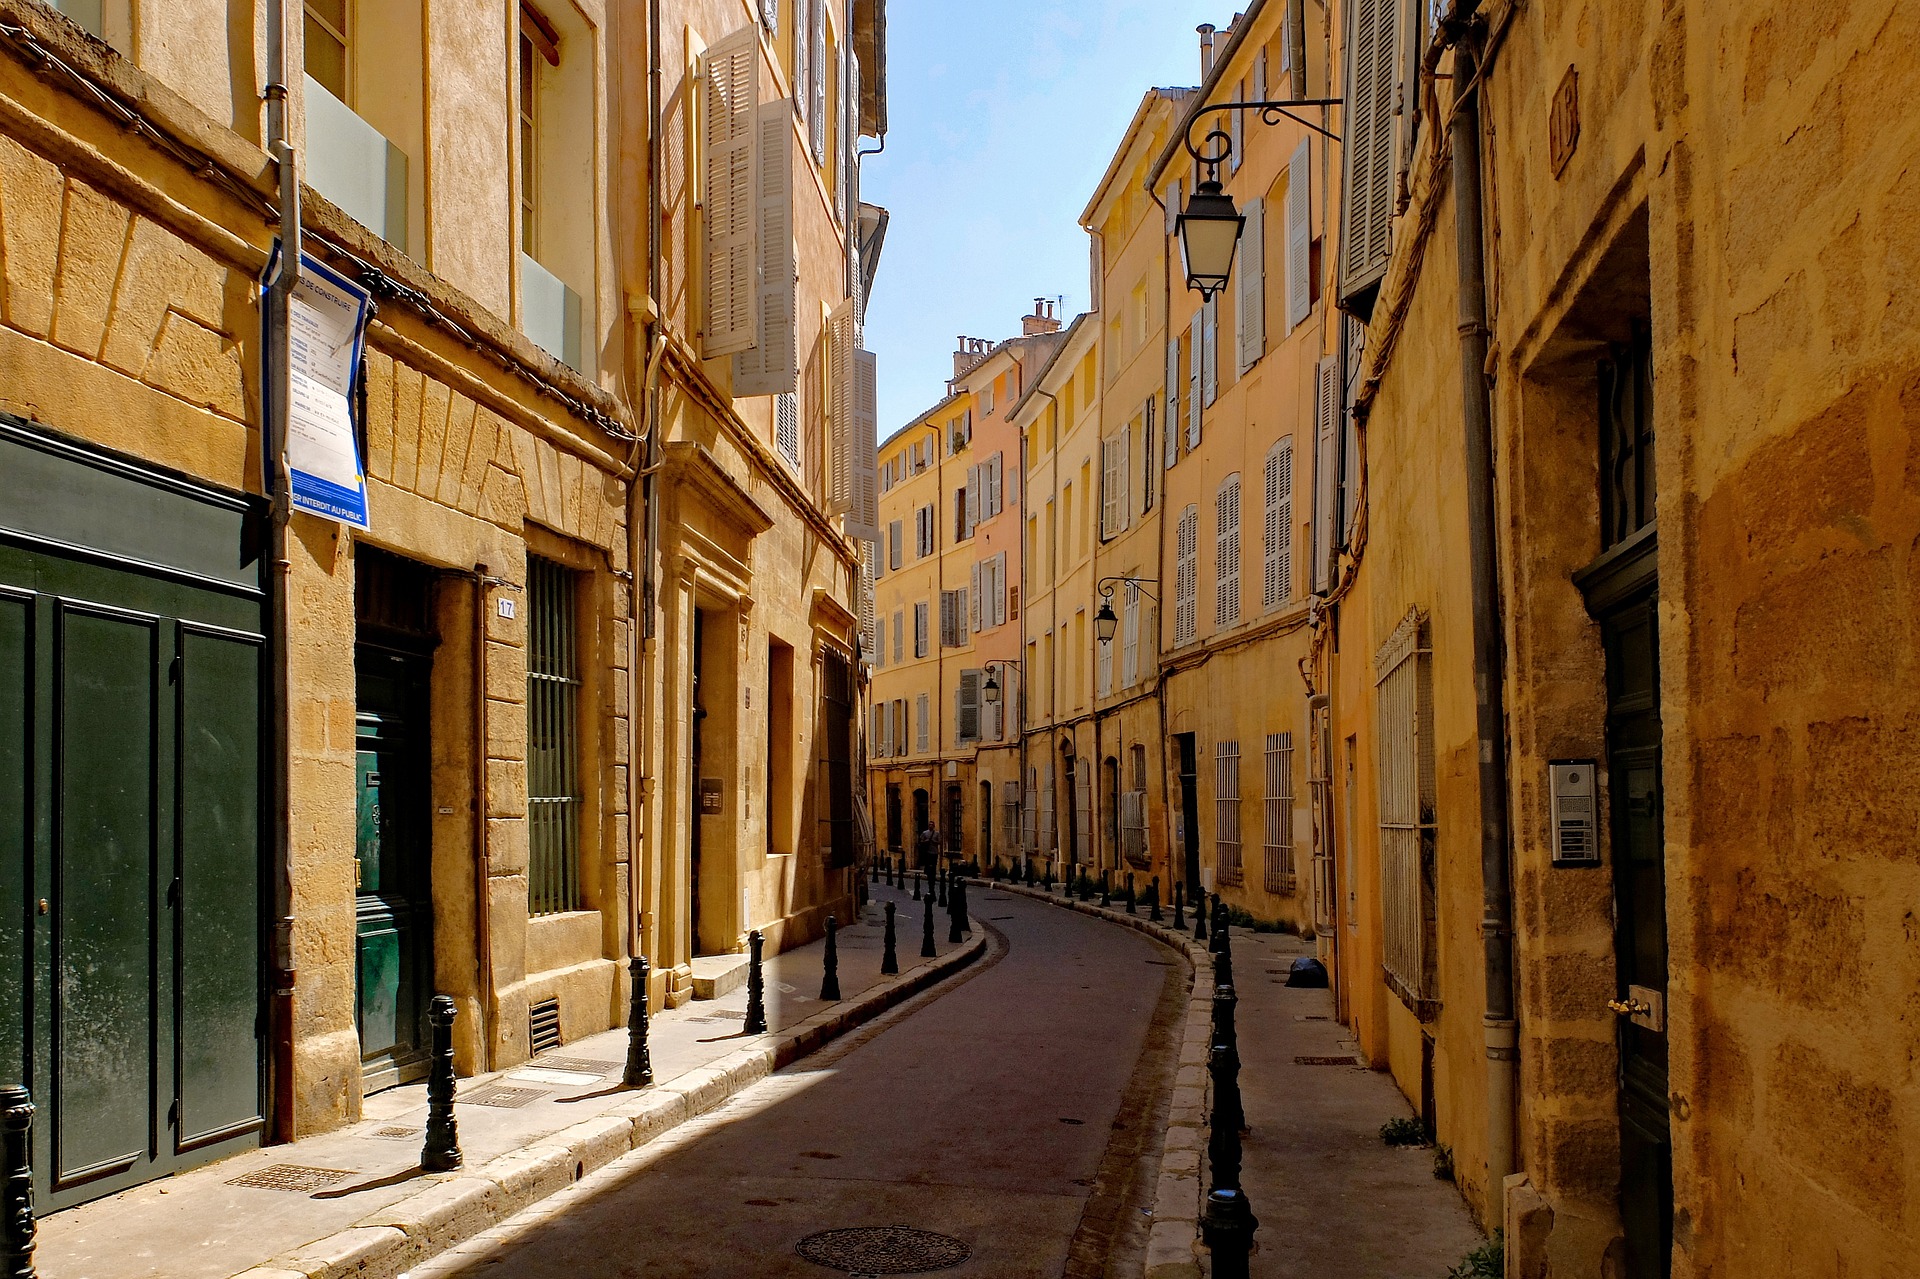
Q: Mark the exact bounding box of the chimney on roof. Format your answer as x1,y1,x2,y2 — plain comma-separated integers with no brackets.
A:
953,335,994,379
1198,23,1216,77
1022,297,1062,336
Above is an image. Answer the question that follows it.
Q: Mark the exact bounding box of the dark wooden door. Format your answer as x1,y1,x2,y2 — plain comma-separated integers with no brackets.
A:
355,647,434,1092
1177,734,1201,888
690,610,705,948
0,421,264,1209
1603,585,1670,1278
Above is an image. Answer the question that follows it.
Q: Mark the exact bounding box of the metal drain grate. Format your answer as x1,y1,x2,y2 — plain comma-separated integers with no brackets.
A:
532,1056,621,1075
1295,1055,1360,1066
227,1164,352,1193
463,1085,550,1108
371,1126,421,1140
529,998,562,1054
795,1226,971,1275
688,1010,749,1024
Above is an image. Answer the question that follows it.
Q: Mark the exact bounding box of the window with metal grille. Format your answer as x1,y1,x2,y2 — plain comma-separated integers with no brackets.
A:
1215,740,1243,886
527,556,582,915
1264,732,1296,894
1004,781,1023,856
1216,474,1242,629
1375,608,1437,1009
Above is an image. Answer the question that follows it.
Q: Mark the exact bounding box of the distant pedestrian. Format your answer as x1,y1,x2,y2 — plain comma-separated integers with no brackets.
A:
917,824,940,874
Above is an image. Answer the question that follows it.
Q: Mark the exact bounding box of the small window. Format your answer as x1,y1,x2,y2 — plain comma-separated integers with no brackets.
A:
1216,740,1243,886
305,0,351,102
527,556,582,915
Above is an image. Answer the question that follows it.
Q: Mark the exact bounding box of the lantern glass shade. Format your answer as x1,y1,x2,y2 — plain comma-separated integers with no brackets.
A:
983,672,1001,704
1095,601,1119,644
1177,182,1244,298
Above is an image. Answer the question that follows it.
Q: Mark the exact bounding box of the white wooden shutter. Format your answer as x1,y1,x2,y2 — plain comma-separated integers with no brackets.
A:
1339,0,1398,307
1175,506,1198,646
1202,299,1218,405
873,614,884,670
827,299,855,514
1236,196,1265,375
1117,424,1131,530
1121,585,1139,687
1100,437,1121,539
915,693,929,752
1216,475,1241,628
892,609,904,663
1312,356,1340,593
1254,45,1267,104
966,464,981,533
1287,138,1313,330
771,392,800,469
1264,438,1294,609
955,589,967,643
1165,338,1182,467
702,29,759,357
888,520,902,569
1186,327,1201,447
839,37,858,229
810,0,827,163
995,552,1009,625
1344,316,1365,535
793,0,810,132
915,600,929,656
970,562,982,632
847,350,880,540
734,100,798,395
957,670,981,742
1229,79,1244,173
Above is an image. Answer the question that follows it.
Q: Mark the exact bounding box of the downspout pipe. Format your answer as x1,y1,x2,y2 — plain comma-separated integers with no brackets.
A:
263,0,299,1146
1449,36,1518,1195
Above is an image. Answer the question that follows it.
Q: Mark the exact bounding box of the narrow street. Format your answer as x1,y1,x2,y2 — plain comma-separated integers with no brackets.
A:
411,890,1186,1279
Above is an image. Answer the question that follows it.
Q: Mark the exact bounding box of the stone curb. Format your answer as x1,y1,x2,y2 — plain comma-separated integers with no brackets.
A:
990,880,1214,1278
236,932,988,1279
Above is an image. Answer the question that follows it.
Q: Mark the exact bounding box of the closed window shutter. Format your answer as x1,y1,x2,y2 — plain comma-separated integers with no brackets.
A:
793,0,810,134
915,600,929,657
1254,45,1267,104
939,591,953,648
1143,398,1158,511
1118,424,1131,530
1229,79,1244,173
892,609,903,663
996,553,1009,625
1344,317,1364,536
839,40,858,230
1202,299,1218,406
1166,337,1182,466
1236,196,1265,374
734,100,799,394
1186,327,1201,447
888,520,902,570
1122,584,1139,687
810,0,827,163
847,351,879,540
874,615,885,669
970,562,982,632
772,392,801,469
701,29,759,358
1287,138,1313,330
955,589,967,644
1339,0,1398,309
826,299,856,513
915,693,929,753
966,464,981,534
1175,506,1198,645
957,670,981,742
1313,356,1340,593
1100,437,1120,539
1216,475,1241,628
1264,438,1294,609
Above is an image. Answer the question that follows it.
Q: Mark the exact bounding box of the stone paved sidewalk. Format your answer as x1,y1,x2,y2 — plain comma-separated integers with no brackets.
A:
30,881,975,1279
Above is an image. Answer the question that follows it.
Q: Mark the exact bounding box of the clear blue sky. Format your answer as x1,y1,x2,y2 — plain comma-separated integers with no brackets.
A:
862,2,1225,433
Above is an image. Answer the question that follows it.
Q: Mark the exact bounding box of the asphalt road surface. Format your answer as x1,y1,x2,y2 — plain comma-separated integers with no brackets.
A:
412,888,1185,1279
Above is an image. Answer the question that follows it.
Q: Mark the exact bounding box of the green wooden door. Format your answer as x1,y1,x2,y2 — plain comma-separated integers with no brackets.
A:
355,648,433,1092
0,419,265,1210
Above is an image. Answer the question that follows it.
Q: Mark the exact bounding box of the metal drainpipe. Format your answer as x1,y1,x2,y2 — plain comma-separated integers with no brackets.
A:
1145,177,1176,900
263,0,299,1146
631,0,665,986
1449,36,1518,1193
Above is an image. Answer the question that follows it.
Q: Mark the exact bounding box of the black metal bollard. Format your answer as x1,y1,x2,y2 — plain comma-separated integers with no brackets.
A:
948,876,966,943
623,955,654,1087
1210,982,1245,1135
2,1085,36,1279
1126,872,1137,915
744,929,768,1034
1174,881,1186,931
1194,888,1209,942
1211,896,1230,952
881,902,900,975
912,868,922,900
1200,998,1258,1279
922,892,937,958
872,859,880,884
955,875,970,933
1150,876,1163,923
1100,869,1111,907
421,995,462,1172
937,866,948,908
821,915,842,1001
1214,912,1236,990
1042,861,1053,892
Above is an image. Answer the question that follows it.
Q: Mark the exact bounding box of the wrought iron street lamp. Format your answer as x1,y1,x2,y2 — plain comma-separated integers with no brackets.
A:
983,659,1022,705
1174,98,1342,300
1094,577,1160,647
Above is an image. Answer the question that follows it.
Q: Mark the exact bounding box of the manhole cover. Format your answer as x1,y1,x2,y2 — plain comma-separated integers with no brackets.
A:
371,1126,420,1140
534,1056,621,1074
463,1085,550,1108
1295,1055,1360,1066
795,1226,970,1275
226,1164,351,1193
